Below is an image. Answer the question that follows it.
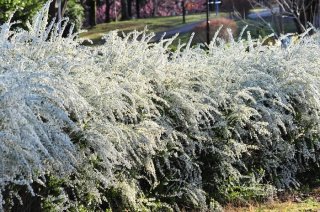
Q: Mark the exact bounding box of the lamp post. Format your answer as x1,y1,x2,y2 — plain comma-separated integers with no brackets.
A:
182,0,186,23
206,0,222,45
206,0,210,45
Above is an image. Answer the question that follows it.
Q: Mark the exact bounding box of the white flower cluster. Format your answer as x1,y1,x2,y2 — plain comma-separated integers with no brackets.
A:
1,3,320,210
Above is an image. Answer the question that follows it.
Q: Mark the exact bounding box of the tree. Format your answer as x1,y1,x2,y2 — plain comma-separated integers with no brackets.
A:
49,0,68,25
128,0,133,17
152,0,159,17
182,0,186,23
0,0,83,32
0,0,46,25
105,0,112,22
48,0,84,34
255,0,320,33
281,0,319,33
88,0,97,26
120,0,130,20
221,0,252,18
135,0,147,18
136,0,141,18
64,0,85,32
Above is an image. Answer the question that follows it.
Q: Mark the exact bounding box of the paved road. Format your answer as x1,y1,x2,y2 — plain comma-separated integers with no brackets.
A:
144,8,290,43
150,20,205,42
150,8,279,41
149,8,279,42
248,7,279,19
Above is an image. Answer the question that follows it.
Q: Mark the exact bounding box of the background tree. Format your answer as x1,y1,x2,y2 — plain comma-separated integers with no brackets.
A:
0,0,46,25
128,0,133,17
152,0,159,17
253,0,320,33
278,0,319,33
48,0,84,34
88,0,97,26
121,0,129,20
136,0,141,18
64,0,85,31
135,0,147,18
105,0,113,22
221,0,252,18
48,0,68,33
0,0,84,32
182,0,186,23
49,0,68,22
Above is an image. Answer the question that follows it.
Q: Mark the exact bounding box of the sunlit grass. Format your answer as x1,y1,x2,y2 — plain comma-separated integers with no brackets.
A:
225,195,320,212
80,10,297,47
79,12,231,44
250,7,269,13
80,13,208,41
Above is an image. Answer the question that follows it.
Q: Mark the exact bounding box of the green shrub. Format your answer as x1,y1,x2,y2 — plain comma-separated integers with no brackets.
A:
64,0,84,32
0,0,84,32
0,0,46,26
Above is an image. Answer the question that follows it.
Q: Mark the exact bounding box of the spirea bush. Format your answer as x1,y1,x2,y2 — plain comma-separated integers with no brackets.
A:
1,3,320,211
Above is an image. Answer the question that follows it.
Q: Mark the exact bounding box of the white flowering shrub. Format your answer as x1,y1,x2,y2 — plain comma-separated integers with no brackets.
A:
1,3,320,211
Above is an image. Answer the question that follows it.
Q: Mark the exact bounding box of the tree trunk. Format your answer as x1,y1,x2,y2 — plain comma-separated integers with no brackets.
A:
152,0,158,17
105,0,111,23
61,0,68,17
49,0,68,23
121,0,129,20
182,0,186,23
308,0,320,28
256,0,319,33
128,0,132,18
48,0,69,36
315,1,320,28
49,0,57,21
136,0,140,18
291,0,319,33
89,0,97,26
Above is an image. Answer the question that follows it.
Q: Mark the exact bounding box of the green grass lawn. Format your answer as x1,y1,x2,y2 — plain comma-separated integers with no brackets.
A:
237,17,297,39
225,198,320,212
167,16,297,50
80,10,298,47
80,13,208,42
225,188,320,212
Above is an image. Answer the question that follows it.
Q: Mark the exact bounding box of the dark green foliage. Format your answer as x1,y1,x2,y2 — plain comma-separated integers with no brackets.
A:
0,0,46,26
64,0,85,32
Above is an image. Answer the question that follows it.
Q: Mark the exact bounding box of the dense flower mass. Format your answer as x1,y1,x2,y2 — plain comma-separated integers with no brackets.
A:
0,3,320,211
